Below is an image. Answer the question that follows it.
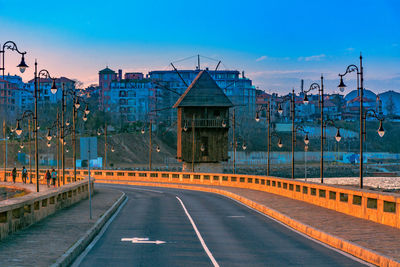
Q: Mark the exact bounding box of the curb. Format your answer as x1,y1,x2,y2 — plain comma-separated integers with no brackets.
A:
97,180,400,267
51,191,127,267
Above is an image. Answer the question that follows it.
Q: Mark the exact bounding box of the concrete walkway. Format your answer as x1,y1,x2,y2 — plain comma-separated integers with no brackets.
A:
0,187,122,267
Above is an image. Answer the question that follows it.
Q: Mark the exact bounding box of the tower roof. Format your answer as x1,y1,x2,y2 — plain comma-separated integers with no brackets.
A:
173,70,233,108
99,67,115,74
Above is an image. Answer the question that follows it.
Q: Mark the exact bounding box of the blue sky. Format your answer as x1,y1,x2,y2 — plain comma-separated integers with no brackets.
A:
0,0,399,94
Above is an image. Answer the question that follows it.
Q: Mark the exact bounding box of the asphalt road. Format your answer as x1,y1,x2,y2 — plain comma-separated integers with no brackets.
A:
74,184,369,267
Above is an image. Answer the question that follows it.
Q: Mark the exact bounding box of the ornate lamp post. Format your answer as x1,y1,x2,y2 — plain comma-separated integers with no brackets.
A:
256,99,274,176
303,75,326,183
141,121,153,171
338,54,384,188
277,88,296,178
0,40,29,78
1,41,28,181
52,83,89,183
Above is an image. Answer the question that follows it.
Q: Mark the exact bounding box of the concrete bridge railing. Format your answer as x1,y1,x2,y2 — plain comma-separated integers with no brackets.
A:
90,169,400,229
0,179,93,240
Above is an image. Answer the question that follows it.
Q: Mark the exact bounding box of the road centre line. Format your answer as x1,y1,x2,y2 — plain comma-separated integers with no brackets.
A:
176,196,219,267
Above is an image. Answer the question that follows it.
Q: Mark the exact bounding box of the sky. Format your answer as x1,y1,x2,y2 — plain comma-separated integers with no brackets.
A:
0,0,399,94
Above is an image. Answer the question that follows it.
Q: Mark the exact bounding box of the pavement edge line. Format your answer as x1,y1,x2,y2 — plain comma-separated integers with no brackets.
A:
51,191,127,267
97,180,400,267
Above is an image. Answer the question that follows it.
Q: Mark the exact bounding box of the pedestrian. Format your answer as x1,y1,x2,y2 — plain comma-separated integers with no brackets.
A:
51,169,57,187
12,167,17,183
22,166,27,184
45,170,51,187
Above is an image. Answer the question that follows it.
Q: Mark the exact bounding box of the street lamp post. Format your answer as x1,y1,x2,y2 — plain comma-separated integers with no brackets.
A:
256,100,272,176
34,62,57,192
303,75,325,183
0,40,29,78
277,88,296,178
338,54,384,188
3,120,6,181
53,83,89,182
0,41,28,181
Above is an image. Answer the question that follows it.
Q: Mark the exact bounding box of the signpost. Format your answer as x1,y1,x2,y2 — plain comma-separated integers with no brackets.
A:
82,137,97,220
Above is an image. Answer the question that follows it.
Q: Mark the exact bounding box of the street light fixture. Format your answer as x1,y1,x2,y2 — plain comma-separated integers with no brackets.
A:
303,76,326,183
47,141,51,147
378,120,385,137
156,145,161,153
75,99,80,109
304,133,310,145
335,128,342,142
50,79,58,94
46,129,52,141
15,120,22,136
1,41,29,78
338,54,384,188
277,137,283,148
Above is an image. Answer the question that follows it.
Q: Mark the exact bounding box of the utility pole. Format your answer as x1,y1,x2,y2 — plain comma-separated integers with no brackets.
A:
232,108,236,174
267,100,271,176
56,110,59,186
149,120,152,171
320,75,325,184
28,119,32,183
104,122,107,169
3,120,6,182
191,114,195,172
73,102,76,182
291,88,295,179
34,60,39,192
61,83,65,185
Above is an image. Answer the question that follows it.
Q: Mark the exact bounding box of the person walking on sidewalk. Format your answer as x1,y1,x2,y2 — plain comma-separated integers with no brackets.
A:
12,167,16,183
45,170,51,188
22,166,27,184
51,169,57,187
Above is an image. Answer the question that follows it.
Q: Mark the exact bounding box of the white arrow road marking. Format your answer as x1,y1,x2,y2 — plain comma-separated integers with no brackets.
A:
121,237,166,244
176,196,219,267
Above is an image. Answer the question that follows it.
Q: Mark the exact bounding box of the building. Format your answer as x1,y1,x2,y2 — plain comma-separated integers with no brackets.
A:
149,68,256,123
106,77,154,122
26,76,76,104
98,67,117,111
173,70,233,172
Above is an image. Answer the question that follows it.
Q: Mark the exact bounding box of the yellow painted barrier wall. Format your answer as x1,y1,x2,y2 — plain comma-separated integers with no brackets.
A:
2,168,398,229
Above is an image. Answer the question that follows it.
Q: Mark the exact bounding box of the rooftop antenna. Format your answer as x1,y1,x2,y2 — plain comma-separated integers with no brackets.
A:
170,63,188,87
198,54,200,70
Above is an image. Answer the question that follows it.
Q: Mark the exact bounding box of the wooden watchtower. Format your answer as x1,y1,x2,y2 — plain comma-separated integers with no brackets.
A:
173,70,233,172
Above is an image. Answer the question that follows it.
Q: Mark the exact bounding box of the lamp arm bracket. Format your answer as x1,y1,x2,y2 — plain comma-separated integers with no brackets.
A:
2,41,26,55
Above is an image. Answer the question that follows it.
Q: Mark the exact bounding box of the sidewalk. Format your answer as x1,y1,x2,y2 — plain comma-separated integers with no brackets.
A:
100,180,400,263
0,187,122,267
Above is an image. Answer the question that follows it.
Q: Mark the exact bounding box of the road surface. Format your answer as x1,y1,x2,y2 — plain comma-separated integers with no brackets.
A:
73,184,369,267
